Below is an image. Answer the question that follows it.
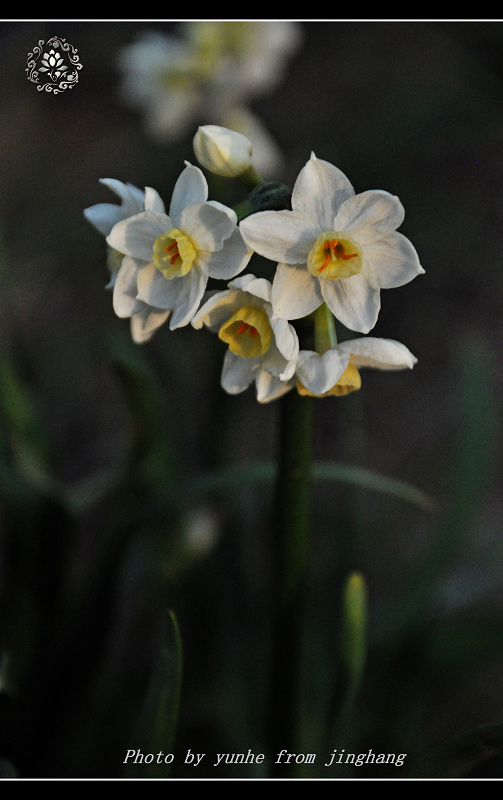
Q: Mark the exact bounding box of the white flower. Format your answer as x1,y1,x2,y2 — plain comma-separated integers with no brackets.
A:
106,161,252,332
239,153,424,334
85,180,172,344
193,125,253,178
293,337,417,399
84,179,159,288
249,335,417,403
191,274,299,403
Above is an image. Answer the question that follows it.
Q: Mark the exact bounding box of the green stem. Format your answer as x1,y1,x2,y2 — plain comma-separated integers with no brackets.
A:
233,199,256,223
268,387,314,777
314,302,337,354
238,164,264,189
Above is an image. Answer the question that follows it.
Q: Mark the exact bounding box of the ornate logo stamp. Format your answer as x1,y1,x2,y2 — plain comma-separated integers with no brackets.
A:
26,36,83,93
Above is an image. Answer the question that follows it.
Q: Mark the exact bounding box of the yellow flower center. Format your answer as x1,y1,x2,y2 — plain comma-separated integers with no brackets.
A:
218,305,272,358
307,231,362,280
153,229,197,279
297,361,362,398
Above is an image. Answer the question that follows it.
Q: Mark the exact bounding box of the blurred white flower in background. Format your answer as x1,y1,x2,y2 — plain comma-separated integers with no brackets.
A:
117,21,303,177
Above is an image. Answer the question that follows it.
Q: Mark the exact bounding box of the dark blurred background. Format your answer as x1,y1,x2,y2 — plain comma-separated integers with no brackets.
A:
0,20,502,779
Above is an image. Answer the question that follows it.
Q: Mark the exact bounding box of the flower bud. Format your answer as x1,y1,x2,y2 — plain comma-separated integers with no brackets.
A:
193,125,253,178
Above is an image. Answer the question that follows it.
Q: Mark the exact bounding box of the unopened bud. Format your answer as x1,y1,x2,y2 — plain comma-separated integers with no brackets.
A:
233,181,292,222
246,182,292,213
193,125,253,178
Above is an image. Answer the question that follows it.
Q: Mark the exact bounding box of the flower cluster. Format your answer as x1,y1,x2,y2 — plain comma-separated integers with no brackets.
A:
85,126,423,399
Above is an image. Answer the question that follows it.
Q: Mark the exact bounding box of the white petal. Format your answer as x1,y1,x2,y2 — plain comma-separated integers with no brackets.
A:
229,274,272,304
144,186,166,214
84,204,123,236
205,200,238,225
197,228,253,280
105,272,117,290
181,202,236,252
136,262,181,310
169,267,207,329
113,257,144,318
100,178,140,206
239,209,319,264
291,153,355,230
271,262,323,320
321,272,381,334
255,370,295,403
295,348,350,395
85,181,146,235
130,306,171,344
270,317,299,363
261,340,291,380
333,190,405,234
99,178,145,218
338,337,417,370
191,288,245,332
126,182,147,208
221,349,260,395
360,231,424,289
169,161,208,227
107,211,172,261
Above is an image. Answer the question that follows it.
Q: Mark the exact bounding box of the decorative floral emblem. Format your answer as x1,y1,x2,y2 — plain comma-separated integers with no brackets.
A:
26,36,82,93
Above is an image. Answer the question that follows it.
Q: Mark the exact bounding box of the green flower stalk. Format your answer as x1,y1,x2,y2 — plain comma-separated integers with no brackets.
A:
268,317,314,778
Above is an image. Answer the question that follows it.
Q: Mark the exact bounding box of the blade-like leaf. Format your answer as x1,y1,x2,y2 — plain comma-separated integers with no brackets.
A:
185,461,437,513
124,609,183,778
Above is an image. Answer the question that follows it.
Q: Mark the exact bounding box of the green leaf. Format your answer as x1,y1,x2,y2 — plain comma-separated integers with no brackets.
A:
184,460,437,513
124,609,183,778
407,723,503,778
313,462,438,513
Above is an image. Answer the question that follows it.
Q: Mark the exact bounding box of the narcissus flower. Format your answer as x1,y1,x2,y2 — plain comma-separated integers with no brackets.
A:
191,274,299,403
106,162,252,332
239,153,424,334
85,180,172,344
84,178,151,288
294,336,417,399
